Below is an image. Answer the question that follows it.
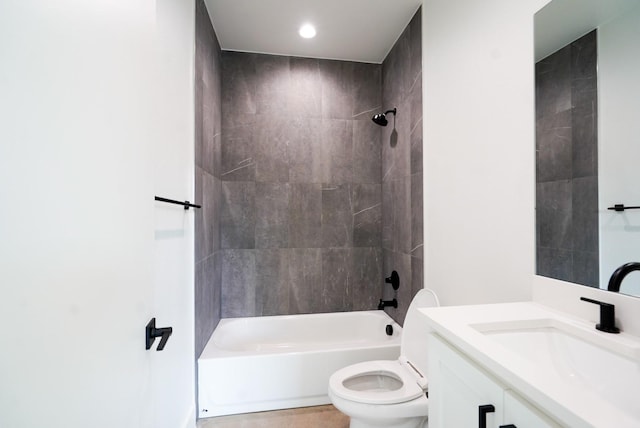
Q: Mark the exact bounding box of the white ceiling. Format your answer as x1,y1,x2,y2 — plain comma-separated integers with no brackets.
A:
534,0,640,61
204,0,423,64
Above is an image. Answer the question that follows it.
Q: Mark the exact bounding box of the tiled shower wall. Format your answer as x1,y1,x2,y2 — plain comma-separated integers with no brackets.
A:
535,30,599,287
381,9,423,324
194,0,222,358
219,52,384,317
195,7,424,330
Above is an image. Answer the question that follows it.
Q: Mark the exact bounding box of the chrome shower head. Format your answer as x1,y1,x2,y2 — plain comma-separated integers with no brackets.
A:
371,108,397,126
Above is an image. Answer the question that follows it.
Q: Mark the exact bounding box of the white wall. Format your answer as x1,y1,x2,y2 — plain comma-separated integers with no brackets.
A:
422,0,640,335
0,1,195,427
598,2,640,295
422,0,550,306
152,0,196,427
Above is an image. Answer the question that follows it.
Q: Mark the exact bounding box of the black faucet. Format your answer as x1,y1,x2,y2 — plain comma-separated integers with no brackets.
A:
608,262,640,292
379,270,400,310
378,298,398,310
580,297,620,333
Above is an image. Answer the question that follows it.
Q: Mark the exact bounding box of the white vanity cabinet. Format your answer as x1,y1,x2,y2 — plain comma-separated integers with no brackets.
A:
428,333,562,428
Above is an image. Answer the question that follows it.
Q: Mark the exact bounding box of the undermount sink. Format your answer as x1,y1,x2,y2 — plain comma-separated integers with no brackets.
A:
472,318,640,420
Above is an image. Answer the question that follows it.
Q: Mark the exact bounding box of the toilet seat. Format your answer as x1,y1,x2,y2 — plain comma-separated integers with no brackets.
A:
329,359,427,405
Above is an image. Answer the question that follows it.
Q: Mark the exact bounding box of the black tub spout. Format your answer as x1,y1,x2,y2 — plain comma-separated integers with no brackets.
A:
378,298,398,310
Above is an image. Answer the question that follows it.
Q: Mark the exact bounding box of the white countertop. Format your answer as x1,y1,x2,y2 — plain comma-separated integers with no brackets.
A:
420,302,640,428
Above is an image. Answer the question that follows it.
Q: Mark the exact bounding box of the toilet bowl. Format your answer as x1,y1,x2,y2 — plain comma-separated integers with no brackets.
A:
328,289,439,428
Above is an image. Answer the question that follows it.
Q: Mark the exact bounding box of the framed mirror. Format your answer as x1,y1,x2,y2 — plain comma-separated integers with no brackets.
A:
534,0,640,296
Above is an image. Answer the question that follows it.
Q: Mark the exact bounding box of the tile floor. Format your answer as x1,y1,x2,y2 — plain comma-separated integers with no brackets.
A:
196,405,349,428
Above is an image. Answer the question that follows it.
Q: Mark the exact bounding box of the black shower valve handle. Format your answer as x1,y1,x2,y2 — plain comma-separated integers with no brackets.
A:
385,270,400,290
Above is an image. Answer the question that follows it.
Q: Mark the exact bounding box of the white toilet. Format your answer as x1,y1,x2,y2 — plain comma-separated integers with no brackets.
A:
328,288,439,428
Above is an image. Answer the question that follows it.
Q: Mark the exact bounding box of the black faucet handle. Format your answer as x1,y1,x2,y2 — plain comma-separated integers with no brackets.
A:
580,297,620,334
385,270,400,290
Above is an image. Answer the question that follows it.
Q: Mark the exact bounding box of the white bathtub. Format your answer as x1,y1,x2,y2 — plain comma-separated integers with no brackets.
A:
197,310,402,418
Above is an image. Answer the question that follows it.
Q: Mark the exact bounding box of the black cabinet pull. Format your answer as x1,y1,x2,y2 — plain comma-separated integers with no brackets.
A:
479,404,495,428
146,318,173,351
499,425,517,428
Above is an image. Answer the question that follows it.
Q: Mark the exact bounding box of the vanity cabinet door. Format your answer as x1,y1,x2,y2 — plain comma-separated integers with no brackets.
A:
428,334,505,428
428,333,564,428
503,391,563,428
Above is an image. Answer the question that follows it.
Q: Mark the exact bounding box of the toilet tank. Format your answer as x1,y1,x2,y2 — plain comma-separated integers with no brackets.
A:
400,288,439,377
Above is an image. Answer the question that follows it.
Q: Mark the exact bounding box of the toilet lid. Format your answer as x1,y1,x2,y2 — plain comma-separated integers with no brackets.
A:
329,360,426,405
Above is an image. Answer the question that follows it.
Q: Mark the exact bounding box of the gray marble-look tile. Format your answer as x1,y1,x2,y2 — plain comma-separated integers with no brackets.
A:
571,101,597,179
322,184,353,248
382,44,401,112
194,77,204,170
536,180,573,250
537,246,573,283
571,30,597,82
255,182,290,249
288,117,324,183
195,253,220,358
382,179,394,251
352,62,382,120
352,120,381,184
254,54,291,116
535,44,572,119
410,118,422,175
536,109,572,183
382,30,410,108
222,51,257,115
289,57,321,118
254,115,290,183
221,249,257,317
571,31,597,177
289,183,322,248
255,249,290,316
213,131,222,179
288,248,322,314
572,176,598,252
213,250,222,323
411,173,423,259
394,23,413,96
221,113,256,181
351,247,383,311
409,75,422,140
195,167,205,262
195,0,214,49
322,248,353,313
202,171,217,257
194,259,207,357
411,256,424,298
320,60,354,120
409,8,422,86
393,177,412,254
195,0,222,360
202,104,216,175
322,119,353,183
212,176,222,252
352,183,382,247
221,181,256,249
573,250,599,288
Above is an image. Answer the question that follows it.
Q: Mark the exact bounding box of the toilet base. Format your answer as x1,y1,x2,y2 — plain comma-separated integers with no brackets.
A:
349,416,427,428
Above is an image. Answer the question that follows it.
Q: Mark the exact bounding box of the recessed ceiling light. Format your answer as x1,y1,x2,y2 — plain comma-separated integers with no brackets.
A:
299,23,316,39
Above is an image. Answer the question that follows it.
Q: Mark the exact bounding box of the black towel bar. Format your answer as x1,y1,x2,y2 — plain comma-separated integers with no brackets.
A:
154,196,201,210
607,204,640,212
